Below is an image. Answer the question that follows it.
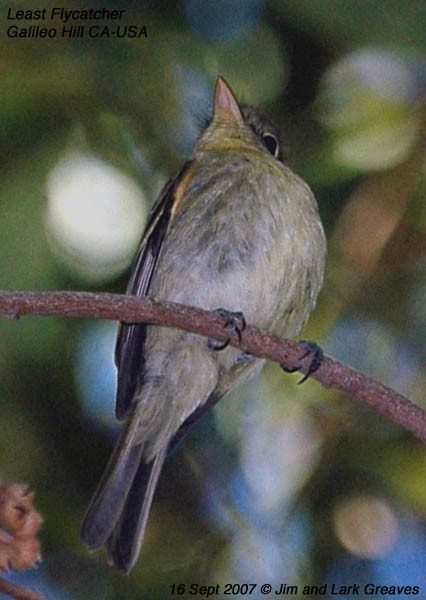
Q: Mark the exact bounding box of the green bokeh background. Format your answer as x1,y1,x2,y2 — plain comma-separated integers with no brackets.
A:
1,1,425,598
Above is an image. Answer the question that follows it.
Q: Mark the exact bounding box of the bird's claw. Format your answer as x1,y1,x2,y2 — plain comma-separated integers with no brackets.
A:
208,309,246,351
280,340,323,383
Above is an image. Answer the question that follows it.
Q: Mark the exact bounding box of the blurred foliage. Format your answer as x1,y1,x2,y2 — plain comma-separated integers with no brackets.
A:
0,0,425,598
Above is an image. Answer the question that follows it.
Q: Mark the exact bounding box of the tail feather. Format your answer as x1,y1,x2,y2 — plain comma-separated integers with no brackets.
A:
82,386,210,571
80,416,144,550
106,444,168,573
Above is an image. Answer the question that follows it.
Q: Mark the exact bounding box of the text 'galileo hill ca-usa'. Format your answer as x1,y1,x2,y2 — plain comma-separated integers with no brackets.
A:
6,7,147,39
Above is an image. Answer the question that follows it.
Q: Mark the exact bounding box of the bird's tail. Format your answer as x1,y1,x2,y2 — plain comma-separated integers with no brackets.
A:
80,405,169,572
106,444,168,572
80,412,143,551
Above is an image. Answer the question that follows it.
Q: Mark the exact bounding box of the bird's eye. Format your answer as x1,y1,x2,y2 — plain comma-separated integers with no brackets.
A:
263,133,279,158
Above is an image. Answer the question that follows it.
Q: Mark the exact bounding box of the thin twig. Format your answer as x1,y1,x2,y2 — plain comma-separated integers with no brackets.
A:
0,577,44,600
0,290,425,444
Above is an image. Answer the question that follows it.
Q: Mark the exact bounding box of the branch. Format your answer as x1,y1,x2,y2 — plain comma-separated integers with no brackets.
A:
0,290,425,444
0,579,44,600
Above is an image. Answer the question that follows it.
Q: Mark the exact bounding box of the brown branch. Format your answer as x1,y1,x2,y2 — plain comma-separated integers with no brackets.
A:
0,578,44,600
0,290,425,444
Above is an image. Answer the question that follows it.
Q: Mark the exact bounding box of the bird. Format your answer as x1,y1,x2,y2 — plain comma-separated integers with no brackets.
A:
80,76,326,573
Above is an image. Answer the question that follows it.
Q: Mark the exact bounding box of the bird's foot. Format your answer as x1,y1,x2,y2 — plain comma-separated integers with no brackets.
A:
208,309,246,351
281,340,324,383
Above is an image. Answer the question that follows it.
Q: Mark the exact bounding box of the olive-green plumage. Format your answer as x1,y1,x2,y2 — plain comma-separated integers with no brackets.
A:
80,77,326,573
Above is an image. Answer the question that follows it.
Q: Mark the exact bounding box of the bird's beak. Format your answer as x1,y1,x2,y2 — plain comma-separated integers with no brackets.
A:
213,77,244,125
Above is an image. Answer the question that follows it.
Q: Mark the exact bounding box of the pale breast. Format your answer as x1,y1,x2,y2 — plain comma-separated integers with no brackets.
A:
149,153,326,338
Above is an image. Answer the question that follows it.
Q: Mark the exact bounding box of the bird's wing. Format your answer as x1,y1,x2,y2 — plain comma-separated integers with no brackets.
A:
114,161,192,420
